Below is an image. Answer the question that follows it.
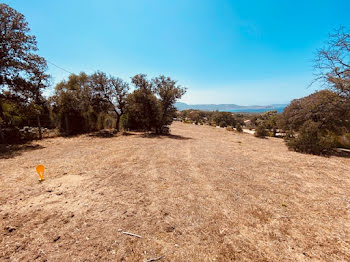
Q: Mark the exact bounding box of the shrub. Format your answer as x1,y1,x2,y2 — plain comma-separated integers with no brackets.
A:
226,126,234,131
3,128,21,143
120,114,129,130
235,123,243,132
219,121,227,128
268,131,275,137
286,121,337,155
338,133,350,149
255,124,268,138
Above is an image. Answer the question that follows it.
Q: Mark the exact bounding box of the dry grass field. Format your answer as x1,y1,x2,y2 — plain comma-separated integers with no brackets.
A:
1,122,350,261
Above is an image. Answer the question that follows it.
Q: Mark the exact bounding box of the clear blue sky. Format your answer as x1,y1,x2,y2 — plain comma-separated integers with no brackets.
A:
4,0,350,105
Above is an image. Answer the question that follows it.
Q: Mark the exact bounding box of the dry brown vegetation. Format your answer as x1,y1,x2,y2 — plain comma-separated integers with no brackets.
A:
1,122,350,261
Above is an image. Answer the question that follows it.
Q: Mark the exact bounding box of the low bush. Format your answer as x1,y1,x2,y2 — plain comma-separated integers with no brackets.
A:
235,123,243,132
338,133,350,149
286,121,337,155
219,121,227,128
255,124,268,138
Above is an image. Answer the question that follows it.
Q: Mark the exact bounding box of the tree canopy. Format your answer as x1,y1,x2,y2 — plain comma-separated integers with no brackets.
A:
0,3,49,102
314,27,350,98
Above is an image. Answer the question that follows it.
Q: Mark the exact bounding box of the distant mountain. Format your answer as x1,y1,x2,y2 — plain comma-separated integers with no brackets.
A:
175,102,288,113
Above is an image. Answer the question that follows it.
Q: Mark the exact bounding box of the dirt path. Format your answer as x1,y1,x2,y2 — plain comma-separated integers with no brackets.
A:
1,122,350,261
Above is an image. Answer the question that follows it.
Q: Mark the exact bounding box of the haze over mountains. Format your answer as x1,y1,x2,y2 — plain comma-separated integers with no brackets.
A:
175,102,288,113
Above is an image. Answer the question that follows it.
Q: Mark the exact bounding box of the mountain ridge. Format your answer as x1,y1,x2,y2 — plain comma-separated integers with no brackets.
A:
175,102,288,112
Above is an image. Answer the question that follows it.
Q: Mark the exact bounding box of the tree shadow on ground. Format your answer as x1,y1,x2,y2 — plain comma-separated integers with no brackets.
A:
87,128,129,138
331,149,350,158
121,132,137,136
88,132,114,138
293,148,350,158
140,133,192,140
0,143,45,159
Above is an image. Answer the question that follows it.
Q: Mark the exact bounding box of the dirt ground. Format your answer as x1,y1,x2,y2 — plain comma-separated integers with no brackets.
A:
1,122,350,261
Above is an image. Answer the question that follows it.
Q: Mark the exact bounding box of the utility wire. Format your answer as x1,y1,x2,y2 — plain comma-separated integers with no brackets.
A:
46,60,73,74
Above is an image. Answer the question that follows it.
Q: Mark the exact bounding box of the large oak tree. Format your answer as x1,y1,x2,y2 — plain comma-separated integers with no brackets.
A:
0,3,49,100
0,4,49,142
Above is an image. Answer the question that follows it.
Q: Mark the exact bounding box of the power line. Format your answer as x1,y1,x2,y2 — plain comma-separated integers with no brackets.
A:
47,60,73,74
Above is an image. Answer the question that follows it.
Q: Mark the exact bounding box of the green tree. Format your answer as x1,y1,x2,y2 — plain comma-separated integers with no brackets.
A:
282,90,349,134
126,74,160,131
51,73,103,135
258,111,281,136
255,123,267,138
235,123,243,132
152,75,186,132
126,74,185,133
210,111,237,127
0,4,49,142
282,90,349,154
286,120,337,155
90,72,129,131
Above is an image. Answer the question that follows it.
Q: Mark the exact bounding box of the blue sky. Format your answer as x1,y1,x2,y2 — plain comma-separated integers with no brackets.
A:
4,0,350,105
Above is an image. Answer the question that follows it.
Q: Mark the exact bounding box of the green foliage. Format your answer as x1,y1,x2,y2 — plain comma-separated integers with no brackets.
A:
153,75,186,130
178,110,246,130
0,4,49,102
338,133,350,149
282,90,349,133
125,75,161,131
286,121,337,155
51,73,108,135
2,127,21,144
1,99,25,127
281,89,350,154
255,124,268,138
120,114,129,130
125,74,185,133
235,123,243,132
283,28,350,155
178,110,208,124
211,111,237,127
219,121,227,128
89,71,129,131
0,4,50,143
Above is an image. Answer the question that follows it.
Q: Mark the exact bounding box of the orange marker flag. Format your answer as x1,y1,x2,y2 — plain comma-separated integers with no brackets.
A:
36,164,45,181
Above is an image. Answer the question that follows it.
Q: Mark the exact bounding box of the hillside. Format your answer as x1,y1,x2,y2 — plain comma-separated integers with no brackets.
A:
1,122,350,261
175,102,288,112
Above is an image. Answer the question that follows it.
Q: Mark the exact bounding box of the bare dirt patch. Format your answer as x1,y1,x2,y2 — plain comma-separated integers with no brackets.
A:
1,122,350,261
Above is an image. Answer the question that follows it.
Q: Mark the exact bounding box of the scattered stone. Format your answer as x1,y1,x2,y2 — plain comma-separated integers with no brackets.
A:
53,236,61,242
165,226,175,232
4,226,16,233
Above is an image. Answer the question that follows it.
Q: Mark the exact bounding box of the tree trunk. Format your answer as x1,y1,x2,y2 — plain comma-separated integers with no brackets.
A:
116,114,120,132
0,100,5,144
65,114,70,136
0,125,5,144
37,115,42,139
